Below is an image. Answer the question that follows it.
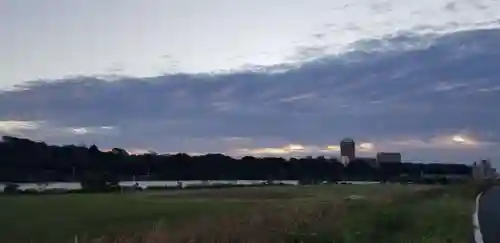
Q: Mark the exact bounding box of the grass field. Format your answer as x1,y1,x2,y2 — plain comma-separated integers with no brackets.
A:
0,184,476,243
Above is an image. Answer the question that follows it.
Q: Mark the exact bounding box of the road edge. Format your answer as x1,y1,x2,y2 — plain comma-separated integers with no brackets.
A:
473,192,484,243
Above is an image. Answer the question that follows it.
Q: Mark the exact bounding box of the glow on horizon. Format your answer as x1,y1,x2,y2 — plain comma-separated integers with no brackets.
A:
358,142,375,151
451,135,478,145
452,135,466,143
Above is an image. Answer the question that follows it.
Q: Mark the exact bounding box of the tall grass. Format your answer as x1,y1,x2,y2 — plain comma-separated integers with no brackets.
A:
86,186,474,243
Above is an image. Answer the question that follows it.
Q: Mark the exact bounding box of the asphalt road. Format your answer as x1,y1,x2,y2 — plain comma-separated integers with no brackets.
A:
477,187,500,243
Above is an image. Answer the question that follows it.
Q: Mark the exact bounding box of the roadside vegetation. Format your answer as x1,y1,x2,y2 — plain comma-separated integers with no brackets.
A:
0,184,476,243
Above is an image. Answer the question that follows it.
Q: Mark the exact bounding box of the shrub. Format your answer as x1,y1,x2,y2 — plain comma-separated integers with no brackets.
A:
79,171,120,192
3,183,20,194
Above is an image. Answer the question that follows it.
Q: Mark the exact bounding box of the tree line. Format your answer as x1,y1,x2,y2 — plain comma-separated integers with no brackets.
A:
0,136,471,186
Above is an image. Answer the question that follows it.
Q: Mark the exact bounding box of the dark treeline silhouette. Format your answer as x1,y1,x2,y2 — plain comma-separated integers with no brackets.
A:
0,136,471,185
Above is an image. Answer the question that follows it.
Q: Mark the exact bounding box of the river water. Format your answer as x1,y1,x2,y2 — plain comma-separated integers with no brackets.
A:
0,180,300,192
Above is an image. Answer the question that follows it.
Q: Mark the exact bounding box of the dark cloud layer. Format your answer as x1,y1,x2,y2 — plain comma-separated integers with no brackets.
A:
1,28,500,162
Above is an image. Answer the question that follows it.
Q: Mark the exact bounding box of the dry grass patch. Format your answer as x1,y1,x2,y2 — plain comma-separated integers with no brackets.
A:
150,188,300,200
88,201,348,243
87,186,474,243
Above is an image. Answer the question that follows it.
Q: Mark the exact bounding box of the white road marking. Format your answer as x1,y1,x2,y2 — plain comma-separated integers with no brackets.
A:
473,192,484,243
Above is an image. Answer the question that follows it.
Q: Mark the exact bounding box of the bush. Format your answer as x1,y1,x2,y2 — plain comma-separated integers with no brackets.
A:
3,183,20,194
474,179,500,195
79,171,120,192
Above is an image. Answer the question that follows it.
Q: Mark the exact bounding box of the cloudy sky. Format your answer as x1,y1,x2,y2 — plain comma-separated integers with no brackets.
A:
1,0,500,164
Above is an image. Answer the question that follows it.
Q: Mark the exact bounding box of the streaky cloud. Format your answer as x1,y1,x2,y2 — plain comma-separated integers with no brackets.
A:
1,28,500,163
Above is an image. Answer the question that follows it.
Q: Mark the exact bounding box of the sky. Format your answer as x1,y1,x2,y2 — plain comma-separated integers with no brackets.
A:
1,0,500,165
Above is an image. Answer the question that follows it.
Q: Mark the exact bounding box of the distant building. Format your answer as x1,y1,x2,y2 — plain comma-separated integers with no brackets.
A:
472,159,497,181
376,152,402,163
340,138,356,162
356,157,379,168
340,156,350,165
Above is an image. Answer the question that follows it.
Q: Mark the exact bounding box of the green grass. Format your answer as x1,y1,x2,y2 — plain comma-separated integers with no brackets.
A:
329,191,473,243
0,184,475,243
0,193,247,243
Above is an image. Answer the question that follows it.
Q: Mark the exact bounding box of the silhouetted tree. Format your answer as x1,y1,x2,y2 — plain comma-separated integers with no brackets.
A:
0,136,472,184
111,148,128,156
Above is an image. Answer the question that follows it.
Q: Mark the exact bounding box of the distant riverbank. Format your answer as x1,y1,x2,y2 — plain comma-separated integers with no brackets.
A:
0,180,387,192
0,180,301,192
